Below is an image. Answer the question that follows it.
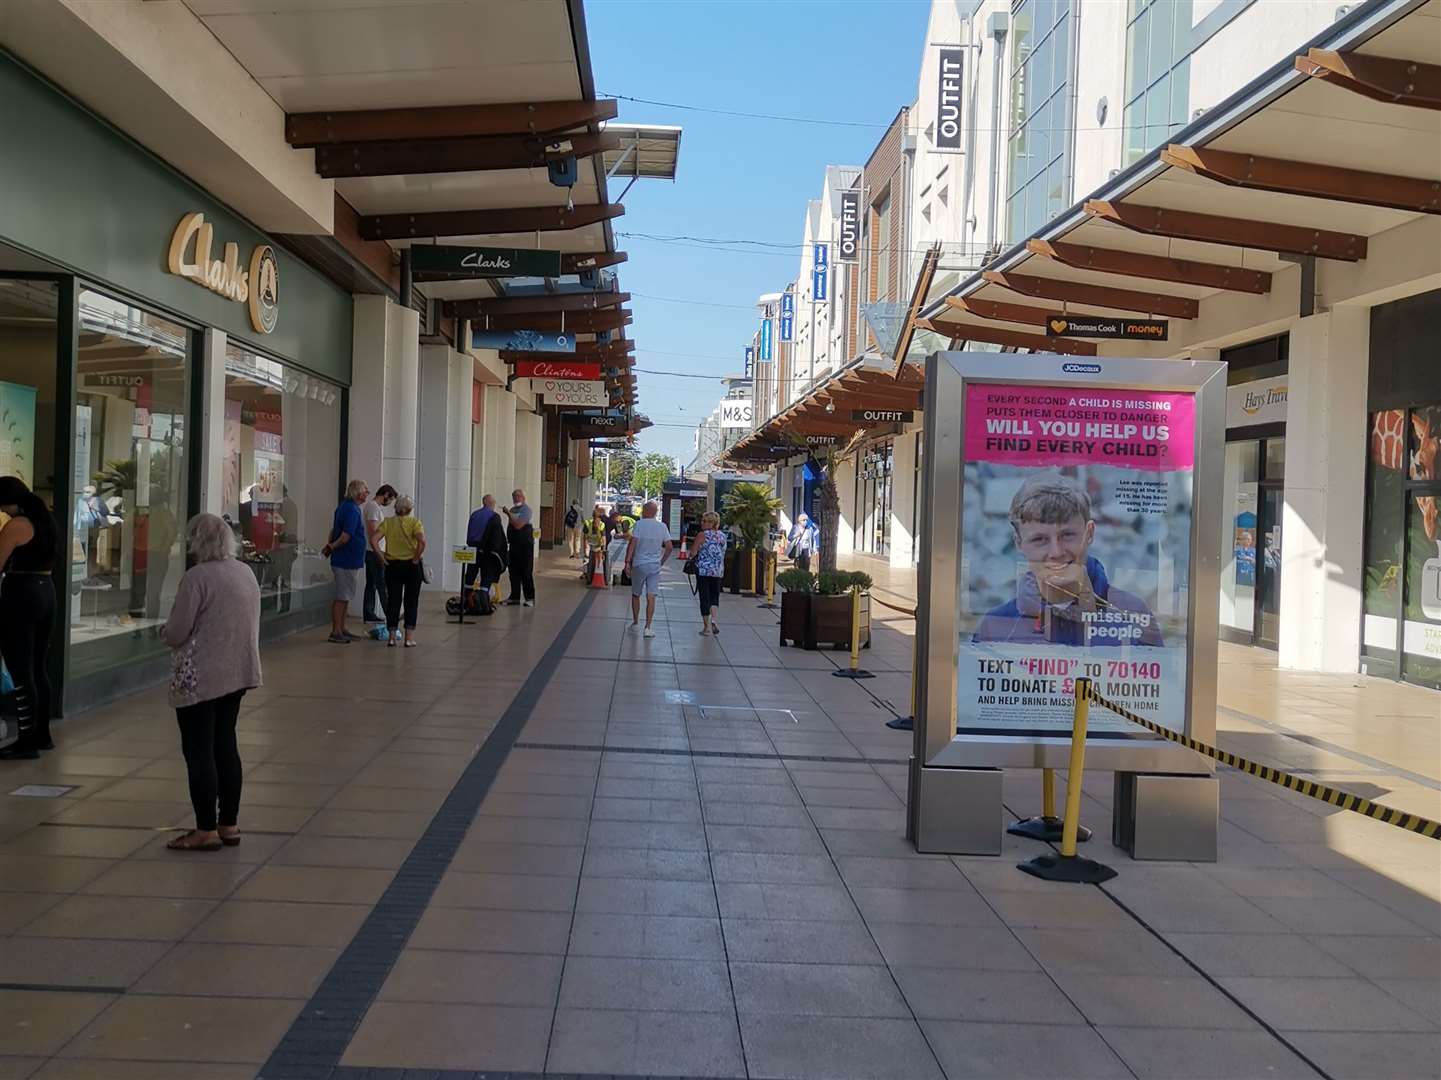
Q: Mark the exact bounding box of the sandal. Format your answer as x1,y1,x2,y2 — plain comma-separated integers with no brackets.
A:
166,830,222,852
218,828,242,847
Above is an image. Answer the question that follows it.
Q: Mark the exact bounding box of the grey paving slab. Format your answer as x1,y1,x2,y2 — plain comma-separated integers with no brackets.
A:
731,961,911,1018
1096,1025,1320,1079
557,955,735,1012
574,875,719,917
716,880,862,922
921,1019,1134,1079
1284,1031,1441,1080
848,885,1007,928
547,1006,747,1077
1163,931,1357,977
1046,970,1256,1029
723,917,885,964
567,912,727,960
740,1013,944,1080
1305,933,1441,979
870,923,1042,971
892,966,1086,1024
1218,975,1437,1032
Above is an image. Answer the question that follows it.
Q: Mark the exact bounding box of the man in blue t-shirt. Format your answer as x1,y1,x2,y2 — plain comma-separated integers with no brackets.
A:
321,479,369,643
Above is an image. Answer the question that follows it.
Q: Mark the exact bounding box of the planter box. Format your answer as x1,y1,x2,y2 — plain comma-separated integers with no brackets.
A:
779,591,810,648
808,591,872,651
727,546,762,594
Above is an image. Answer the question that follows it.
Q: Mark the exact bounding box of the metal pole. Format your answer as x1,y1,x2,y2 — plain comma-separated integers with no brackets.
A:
1016,677,1114,882
399,248,413,310
1059,683,1090,859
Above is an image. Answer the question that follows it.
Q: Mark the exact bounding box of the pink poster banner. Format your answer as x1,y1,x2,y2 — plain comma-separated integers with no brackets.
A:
964,383,1196,472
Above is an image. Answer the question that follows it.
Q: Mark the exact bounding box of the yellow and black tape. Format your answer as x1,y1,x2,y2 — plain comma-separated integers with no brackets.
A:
1075,679,1441,841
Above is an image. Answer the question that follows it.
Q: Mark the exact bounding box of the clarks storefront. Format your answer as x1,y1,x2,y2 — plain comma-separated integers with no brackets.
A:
0,53,354,712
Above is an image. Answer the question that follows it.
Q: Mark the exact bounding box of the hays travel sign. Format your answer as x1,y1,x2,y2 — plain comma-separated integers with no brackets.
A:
167,213,278,334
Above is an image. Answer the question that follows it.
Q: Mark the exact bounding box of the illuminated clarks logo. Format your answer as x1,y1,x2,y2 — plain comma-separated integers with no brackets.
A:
168,213,279,334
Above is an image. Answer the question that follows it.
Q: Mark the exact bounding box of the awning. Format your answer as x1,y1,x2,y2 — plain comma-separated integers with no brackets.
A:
921,0,1441,359
185,0,649,411
724,362,926,464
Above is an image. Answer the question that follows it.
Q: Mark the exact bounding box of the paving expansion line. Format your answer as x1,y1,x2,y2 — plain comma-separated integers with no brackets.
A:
257,590,598,1080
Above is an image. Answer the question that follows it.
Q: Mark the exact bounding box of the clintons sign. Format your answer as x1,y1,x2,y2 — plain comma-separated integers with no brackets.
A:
512,360,601,380
167,213,278,334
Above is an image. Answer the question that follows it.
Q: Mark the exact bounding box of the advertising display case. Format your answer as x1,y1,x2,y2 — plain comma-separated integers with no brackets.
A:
910,352,1226,858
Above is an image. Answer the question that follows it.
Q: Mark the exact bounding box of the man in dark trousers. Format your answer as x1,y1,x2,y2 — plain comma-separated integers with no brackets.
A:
503,488,536,607
464,494,508,613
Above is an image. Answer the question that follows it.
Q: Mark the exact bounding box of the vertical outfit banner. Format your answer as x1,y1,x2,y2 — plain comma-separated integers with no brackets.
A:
838,191,860,263
957,383,1196,737
812,243,829,301
780,292,795,342
744,346,755,378
934,47,965,152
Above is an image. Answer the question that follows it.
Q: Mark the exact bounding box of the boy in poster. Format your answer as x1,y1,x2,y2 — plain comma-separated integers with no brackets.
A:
973,474,1163,648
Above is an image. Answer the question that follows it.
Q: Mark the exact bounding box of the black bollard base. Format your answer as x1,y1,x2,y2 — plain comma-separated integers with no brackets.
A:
832,668,875,679
757,601,779,610
1008,816,1092,844
885,715,914,731
1017,852,1117,884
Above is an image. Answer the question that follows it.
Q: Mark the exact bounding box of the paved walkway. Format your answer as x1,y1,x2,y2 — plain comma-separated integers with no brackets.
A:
0,553,1436,1079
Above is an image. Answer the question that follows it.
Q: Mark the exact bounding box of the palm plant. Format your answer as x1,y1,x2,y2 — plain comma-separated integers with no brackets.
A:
721,481,783,549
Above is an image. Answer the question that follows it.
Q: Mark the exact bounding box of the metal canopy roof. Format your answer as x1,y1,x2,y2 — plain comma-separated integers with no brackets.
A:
922,0,1441,356
601,124,683,182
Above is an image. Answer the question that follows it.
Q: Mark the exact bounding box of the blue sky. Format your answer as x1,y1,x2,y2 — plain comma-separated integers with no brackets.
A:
586,0,932,466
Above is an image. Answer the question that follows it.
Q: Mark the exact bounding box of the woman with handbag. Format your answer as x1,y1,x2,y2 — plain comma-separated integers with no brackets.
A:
691,511,728,636
377,495,427,648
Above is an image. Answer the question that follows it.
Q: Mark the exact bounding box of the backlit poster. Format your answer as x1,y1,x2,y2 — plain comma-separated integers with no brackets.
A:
0,380,37,487
957,383,1195,736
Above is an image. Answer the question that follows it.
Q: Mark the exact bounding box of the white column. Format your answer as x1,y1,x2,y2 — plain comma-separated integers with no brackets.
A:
890,430,918,569
833,455,856,557
197,328,226,515
415,343,450,588
445,348,474,591
347,295,419,495
1278,308,1369,673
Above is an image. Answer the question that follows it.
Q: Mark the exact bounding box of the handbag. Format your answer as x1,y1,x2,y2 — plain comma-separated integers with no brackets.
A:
683,554,699,575
420,559,434,584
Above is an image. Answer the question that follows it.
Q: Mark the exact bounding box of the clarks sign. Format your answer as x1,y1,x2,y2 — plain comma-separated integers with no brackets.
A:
167,213,279,334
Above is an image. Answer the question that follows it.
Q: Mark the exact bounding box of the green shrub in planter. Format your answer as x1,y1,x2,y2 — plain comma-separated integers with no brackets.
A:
776,567,814,648
775,567,815,593
815,569,854,596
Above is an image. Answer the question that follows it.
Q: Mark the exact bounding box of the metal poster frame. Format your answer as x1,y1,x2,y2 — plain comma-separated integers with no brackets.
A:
909,351,1227,855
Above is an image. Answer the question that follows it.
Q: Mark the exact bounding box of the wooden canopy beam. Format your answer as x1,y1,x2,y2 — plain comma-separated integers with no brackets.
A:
981,270,1198,319
314,131,621,179
287,99,619,147
924,320,1098,356
450,291,629,317
831,380,923,407
1085,200,1367,260
1026,239,1271,294
1295,49,1441,111
470,309,632,333
1161,144,1441,215
359,203,623,241
945,296,1056,327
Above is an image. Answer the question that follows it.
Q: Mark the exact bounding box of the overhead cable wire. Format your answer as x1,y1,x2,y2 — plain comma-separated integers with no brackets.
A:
601,92,887,128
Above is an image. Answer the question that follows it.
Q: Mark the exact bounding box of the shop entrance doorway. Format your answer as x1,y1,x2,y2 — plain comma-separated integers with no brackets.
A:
1219,436,1286,649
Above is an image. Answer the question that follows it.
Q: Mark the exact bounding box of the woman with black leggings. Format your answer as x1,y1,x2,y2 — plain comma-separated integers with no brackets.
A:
0,476,58,761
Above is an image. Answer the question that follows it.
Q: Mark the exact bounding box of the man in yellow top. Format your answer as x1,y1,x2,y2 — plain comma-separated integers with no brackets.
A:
376,495,426,648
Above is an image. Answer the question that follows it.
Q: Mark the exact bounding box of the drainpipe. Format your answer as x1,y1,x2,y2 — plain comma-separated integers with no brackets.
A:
985,12,1009,255
961,15,979,252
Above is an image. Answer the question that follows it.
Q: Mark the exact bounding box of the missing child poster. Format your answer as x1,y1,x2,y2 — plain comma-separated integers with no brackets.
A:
957,383,1195,737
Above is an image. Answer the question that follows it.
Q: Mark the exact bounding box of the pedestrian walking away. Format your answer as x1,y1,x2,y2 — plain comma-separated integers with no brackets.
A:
626,500,673,637
0,476,59,760
362,483,397,629
378,495,427,647
787,512,819,573
503,488,536,606
162,513,261,851
465,494,508,613
321,479,368,643
564,499,583,558
694,510,728,636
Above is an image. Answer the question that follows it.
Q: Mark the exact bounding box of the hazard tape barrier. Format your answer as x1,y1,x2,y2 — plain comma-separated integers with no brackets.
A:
868,591,916,617
1079,681,1441,841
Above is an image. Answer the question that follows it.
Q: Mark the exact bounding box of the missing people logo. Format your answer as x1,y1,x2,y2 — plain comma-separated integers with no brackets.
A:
249,245,279,334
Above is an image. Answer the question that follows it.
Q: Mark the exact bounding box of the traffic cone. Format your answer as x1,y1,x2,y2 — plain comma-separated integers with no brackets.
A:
678,534,689,559
589,549,606,589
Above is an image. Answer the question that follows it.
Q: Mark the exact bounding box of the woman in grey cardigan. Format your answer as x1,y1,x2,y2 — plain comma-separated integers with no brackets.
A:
163,513,262,852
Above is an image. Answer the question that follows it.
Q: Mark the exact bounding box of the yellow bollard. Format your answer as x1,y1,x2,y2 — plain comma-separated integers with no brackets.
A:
758,550,778,609
750,548,758,596
1017,676,1114,882
1059,684,1091,859
832,585,874,679
1042,768,1056,819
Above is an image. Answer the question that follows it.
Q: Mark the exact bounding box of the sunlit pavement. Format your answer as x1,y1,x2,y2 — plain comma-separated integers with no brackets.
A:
0,553,1436,1080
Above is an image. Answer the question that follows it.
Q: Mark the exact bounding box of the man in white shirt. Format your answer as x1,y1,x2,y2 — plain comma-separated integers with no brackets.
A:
362,484,396,627
625,501,673,638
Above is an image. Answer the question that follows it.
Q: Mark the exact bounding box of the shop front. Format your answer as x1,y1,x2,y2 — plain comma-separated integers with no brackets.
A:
1216,335,1288,649
0,52,353,713
853,438,895,557
1362,290,1441,691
